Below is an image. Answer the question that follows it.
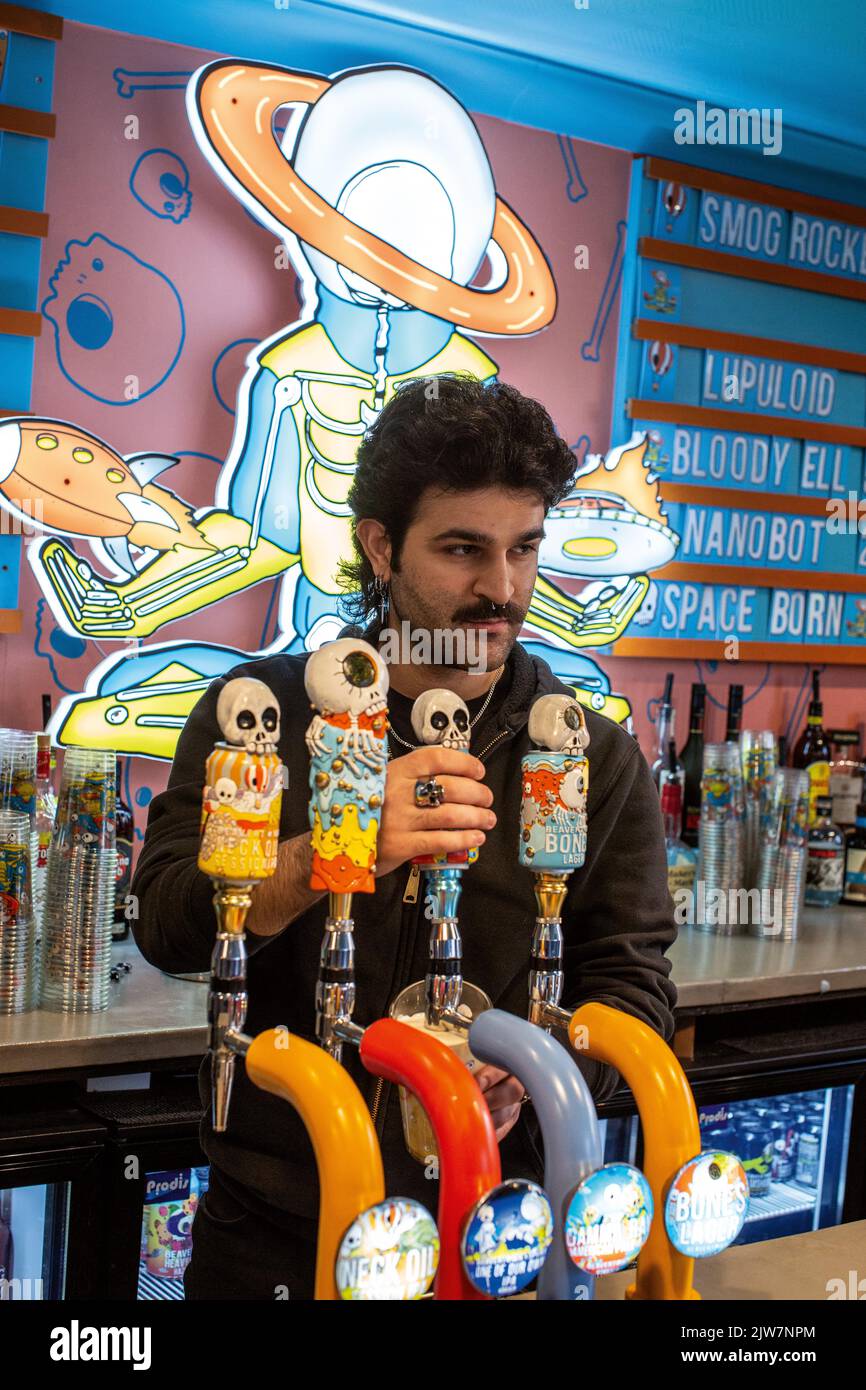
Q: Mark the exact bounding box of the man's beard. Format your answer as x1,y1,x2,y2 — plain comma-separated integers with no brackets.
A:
385,572,525,673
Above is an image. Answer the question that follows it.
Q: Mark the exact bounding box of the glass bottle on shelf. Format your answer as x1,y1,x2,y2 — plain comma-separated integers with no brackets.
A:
804,797,845,909
651,673,679,790
828,729,864,831
842,801,866,906
113,758,135,942
33,733,57,931
661,741,697,901
679,681,706,847
724,684,743,743
792,670,831,824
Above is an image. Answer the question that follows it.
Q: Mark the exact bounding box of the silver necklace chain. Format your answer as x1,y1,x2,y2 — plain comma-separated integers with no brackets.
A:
387,666,504,752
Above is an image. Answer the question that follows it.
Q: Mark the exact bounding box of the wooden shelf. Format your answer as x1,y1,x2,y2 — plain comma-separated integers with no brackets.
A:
0,103,56,139
612,638,866,664
0,3,63,41
0,306,41,338
0,610,22,635
0,206,49,238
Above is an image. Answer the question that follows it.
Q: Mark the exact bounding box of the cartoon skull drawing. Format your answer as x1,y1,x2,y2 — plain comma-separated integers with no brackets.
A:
410,689,471,749
527,693,590,753
130,148,192,223
216,677,281,752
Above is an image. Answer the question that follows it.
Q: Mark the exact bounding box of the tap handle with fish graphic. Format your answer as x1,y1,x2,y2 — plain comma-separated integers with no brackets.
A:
199,677,283,1131
304,639,389,1061
519,693,590,1031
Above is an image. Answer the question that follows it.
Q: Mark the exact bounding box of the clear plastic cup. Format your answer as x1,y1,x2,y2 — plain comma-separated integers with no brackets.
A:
389,979,492,1164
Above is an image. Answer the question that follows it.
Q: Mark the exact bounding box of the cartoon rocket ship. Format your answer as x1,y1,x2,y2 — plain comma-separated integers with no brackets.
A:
0,417,213,575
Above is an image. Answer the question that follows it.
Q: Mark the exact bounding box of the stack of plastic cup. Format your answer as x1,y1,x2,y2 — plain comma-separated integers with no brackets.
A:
41,748,117,1013
0,730,40,1005
752,768,810,941
696,742,745,934
0,810,37,1014
740,731,778,887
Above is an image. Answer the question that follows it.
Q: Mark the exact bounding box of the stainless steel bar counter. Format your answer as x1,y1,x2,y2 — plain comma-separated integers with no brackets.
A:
0,906,864,1078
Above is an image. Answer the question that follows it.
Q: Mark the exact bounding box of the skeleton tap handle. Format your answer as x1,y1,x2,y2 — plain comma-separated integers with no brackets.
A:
519,694,589,1031
410,689,477,1030
199,678,283,1130
304,639,389,1061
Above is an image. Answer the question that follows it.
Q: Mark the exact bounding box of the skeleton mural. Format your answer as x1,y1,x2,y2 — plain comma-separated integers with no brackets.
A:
0,59,679,758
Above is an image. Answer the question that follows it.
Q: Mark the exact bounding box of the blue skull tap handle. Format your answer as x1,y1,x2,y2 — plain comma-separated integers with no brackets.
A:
409,689,477,1031
519,694,590,1031
469,1009,603,1301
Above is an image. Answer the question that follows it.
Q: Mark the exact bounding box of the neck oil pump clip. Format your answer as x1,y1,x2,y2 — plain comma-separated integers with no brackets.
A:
520,693,749,1298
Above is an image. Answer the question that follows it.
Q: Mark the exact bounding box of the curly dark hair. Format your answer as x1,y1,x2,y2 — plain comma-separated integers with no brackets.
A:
336,374,577,621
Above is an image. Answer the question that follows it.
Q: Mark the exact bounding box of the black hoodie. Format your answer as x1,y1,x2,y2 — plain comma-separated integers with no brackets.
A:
131,622,677,1221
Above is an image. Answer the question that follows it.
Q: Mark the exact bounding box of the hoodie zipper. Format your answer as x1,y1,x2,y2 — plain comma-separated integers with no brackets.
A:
369,723,516,1128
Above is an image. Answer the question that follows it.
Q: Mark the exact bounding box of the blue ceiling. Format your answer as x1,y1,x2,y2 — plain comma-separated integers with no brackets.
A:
17,0,866,201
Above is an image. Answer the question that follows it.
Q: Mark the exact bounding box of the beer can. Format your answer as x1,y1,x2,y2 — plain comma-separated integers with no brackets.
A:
519,751,588,871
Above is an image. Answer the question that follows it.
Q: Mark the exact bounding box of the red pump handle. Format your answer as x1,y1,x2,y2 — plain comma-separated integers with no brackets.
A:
360,1017,501,1301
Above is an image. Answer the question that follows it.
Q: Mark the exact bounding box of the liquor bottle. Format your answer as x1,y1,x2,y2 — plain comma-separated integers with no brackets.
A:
828,729,864,830
661,741,697,900
792,670,831,823
679,682,706,847
804,797,845,909
842,802,866,906
651,673,678,789
724,684,743,743
113,758,135,941
32,733,57,930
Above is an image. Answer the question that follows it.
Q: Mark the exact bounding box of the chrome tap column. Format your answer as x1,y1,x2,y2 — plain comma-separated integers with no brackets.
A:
199,678,283,1131
519,694,590,1031
409,689,477,1031
304,639,390,1063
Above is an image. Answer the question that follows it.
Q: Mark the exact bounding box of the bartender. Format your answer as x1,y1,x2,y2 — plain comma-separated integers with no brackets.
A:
132,374,677,1300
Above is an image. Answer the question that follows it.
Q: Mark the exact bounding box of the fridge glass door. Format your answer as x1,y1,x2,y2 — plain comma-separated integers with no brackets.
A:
0,1181,70,1299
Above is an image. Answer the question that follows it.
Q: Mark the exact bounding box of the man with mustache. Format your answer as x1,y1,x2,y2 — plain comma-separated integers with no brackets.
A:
133,374,676,1299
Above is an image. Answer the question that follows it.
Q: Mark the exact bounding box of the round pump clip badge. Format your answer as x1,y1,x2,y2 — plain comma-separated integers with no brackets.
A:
665,1151,749,1258
461,1179,554,1297
335,1198,439,1300
565,1163,654,1275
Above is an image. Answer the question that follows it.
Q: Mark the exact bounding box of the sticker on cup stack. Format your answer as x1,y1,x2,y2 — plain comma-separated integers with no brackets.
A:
565,1163,653,1275
461,1180,553,1296
664,1151,749,1257
335,1199,439,1300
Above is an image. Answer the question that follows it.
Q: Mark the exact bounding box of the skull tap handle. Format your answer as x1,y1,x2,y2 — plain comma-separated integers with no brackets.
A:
520,694,589,1031
199,677,284,1131
304,639,389,1060
410,689,475,1028
359,1017,501,1302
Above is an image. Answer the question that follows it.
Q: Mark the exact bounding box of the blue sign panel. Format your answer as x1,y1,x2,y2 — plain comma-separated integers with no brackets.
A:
698,191,866,286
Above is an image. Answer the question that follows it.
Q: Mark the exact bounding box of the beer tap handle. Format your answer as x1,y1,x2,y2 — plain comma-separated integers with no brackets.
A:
359,1017,501,1301
199,677,284,1131
304,639,389,1059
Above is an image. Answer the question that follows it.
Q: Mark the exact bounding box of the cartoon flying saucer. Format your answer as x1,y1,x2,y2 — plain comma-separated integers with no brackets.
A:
538,433,679,578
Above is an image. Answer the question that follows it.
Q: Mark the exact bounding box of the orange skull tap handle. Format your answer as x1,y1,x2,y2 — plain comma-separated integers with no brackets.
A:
359,1018,501,1301
245,1028,385,1300
568,1002,701,1301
